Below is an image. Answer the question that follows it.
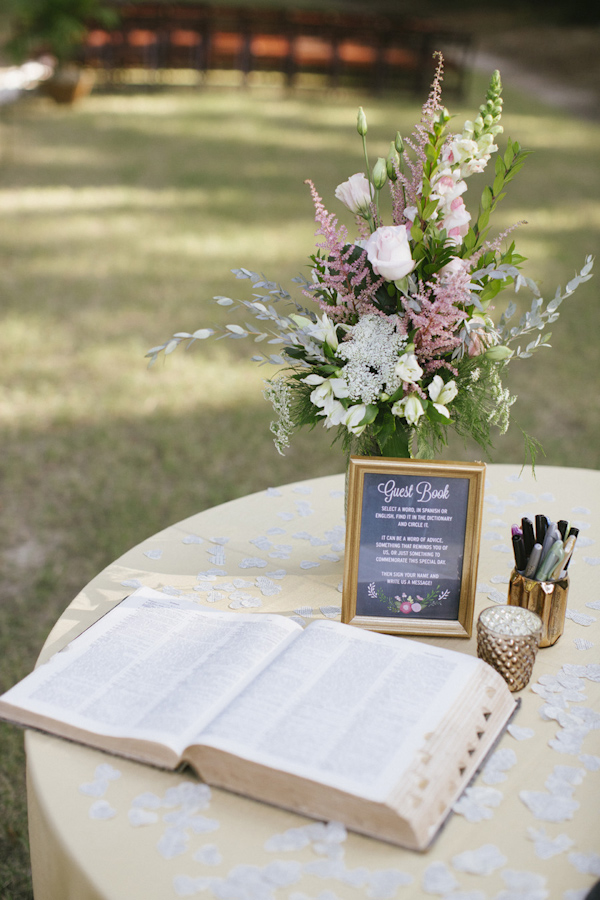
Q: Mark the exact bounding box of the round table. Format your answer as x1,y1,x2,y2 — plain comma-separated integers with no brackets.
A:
25,464,600,899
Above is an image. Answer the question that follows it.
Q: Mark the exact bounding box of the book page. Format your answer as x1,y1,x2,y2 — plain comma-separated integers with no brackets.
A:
196,619,482,801
0,588,301,757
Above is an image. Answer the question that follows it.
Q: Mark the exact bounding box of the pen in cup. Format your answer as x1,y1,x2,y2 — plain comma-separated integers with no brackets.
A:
510,514,578,584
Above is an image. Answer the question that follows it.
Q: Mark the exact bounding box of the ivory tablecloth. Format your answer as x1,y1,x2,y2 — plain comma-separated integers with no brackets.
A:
25,464,600,899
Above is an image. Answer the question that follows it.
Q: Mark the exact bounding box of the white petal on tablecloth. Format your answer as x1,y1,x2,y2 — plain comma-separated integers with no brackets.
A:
527,825,574,860
451,843,507,876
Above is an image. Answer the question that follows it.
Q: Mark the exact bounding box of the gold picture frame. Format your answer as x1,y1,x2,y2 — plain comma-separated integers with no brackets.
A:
342,456,486,638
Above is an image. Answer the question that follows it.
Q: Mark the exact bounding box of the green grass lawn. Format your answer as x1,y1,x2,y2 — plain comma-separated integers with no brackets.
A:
0,71,598,896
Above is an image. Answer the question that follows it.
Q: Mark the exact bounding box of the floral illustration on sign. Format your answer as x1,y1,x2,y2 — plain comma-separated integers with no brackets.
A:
148,53,592,462
367,581,450,614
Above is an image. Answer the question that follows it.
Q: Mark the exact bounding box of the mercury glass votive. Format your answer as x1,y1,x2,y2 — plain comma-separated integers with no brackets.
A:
477,605,543,692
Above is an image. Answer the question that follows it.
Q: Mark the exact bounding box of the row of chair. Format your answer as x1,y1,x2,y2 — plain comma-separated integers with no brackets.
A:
78,4,473,95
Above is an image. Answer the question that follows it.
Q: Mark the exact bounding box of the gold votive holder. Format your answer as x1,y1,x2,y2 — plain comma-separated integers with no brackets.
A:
507,569,569,648
477,605,542,692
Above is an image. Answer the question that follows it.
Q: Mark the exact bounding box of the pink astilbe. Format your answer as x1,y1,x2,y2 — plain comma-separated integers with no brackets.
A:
305,180,384,322
471,221,527,266
390,164,410,226
406,273,469,375
394,53,446,219
419,52,445,130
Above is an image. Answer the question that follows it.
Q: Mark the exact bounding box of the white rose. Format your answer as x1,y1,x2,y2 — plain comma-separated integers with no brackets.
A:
334,173,373,215
428,376,458,417
391,394,424,425
395,352,423,384
364,225,416,282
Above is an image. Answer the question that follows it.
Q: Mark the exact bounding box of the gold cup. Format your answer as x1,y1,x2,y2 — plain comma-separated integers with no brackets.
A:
507,569,569,647
477,605,542,692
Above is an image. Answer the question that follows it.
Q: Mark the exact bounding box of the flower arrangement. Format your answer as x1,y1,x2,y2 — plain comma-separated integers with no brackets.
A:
147,54,593,462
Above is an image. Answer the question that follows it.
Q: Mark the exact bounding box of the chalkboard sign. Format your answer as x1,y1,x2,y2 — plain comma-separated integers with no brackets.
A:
342,457,486,637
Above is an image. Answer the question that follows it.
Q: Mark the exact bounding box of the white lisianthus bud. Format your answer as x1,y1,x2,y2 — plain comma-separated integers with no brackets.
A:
357,107,368,136
391,394,424,425
364,224,416,281
395,352,423,384
334,173,373,215
372,157,388,190
386,142,400,181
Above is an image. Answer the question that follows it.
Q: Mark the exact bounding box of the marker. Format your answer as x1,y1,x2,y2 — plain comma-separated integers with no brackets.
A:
563,532,578,572
535,514,548,546
557,520,569,541
512,533,527,572
550,534,577,581
524,542,543,578
521,517,536,557
541,524,561,561
536,539,565,582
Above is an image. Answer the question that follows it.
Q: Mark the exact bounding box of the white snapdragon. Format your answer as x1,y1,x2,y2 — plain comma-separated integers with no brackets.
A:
430,170,471,244
391,394,424,425
442,135,497,178
428,376,458,417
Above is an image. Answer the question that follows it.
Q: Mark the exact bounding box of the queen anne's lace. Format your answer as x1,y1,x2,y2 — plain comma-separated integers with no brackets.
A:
337,315,408,404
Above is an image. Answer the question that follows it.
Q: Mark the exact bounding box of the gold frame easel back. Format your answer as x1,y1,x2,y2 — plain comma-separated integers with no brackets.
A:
342,457,486,638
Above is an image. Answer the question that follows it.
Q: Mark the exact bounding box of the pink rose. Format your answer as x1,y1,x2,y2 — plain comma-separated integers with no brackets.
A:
400,601,413,614
364,225,416,282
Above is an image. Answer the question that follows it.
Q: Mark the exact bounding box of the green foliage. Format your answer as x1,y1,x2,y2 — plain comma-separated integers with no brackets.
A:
5,0,119,64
